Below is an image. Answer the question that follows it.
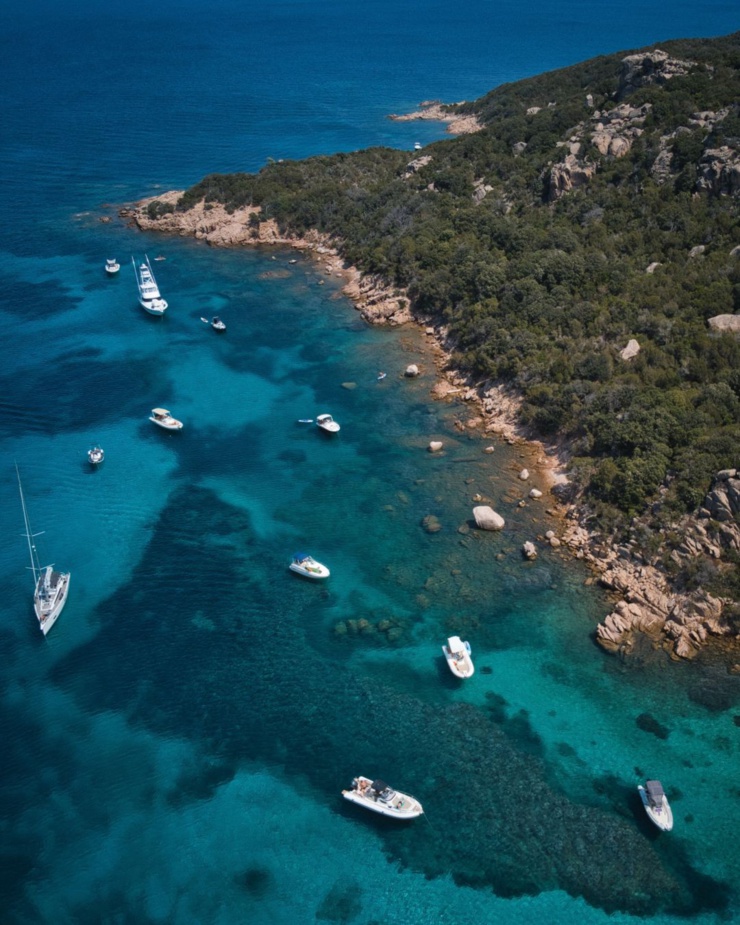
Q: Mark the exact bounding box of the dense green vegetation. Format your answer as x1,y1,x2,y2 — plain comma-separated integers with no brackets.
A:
173,34,740,563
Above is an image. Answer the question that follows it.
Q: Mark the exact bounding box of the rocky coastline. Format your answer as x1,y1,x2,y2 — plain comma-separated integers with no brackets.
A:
119,191,739,668
388,100,483,136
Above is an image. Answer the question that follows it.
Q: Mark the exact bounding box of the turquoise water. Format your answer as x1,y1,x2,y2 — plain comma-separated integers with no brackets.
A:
1,2,739,923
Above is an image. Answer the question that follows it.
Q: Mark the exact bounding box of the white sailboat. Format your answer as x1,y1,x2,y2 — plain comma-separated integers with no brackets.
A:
132,255,168,315
16,465,70,636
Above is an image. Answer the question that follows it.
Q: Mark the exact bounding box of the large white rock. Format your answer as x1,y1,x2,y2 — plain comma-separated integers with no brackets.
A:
708,314,740,335
522,541,538,559
473,506,505,531
404,364,420,377
428,441,443,453
529,488,543,499
620,338,640,360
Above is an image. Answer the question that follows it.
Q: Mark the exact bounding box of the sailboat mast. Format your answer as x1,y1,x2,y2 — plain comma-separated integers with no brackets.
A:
16,464,41,585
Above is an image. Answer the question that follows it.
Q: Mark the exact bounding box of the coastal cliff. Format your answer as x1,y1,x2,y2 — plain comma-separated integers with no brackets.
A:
121,31,740,666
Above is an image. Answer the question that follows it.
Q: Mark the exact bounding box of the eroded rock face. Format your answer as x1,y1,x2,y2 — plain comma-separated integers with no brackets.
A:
617,49,695,99
547,155,596,201
594,469,740,659
696,146,740,196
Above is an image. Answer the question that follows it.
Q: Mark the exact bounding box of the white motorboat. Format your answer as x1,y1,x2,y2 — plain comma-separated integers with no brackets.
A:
289,553,330,580
442,635,474,678
87,444,104,465
316,413,340,433
211,316,226,332
149,408,183,430
414,142,422,150
342,776,423,820
638,780,673,831
105,258,120,274
132,255,168,315
16,465,70,636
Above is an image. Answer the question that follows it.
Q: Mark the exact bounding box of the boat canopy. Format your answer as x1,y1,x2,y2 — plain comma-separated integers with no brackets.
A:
152,408,170,416
646,780,665,805
447,635,466,653
292,552,310,561
371,779,390,794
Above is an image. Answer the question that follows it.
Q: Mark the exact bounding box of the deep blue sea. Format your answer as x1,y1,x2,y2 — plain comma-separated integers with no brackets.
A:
1,2,739,923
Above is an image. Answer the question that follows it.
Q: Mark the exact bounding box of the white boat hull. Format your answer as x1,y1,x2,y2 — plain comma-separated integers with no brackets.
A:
289,558,330,579
316,414,340,433
638,785,674,831
35,568,70,636
150,417,183,430
443,638,474,678
133,256,167,314
342,777,423,819
140,298,168,316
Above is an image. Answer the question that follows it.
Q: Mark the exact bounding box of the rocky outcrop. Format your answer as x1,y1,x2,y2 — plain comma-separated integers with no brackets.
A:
122,193,413,326
696,146,740,196
620,339,640,360
708,314,740,335
590,102,650,158
617,49,696,99
591,470,740,659
389,101,482,135
547,99,650,200
547,155,597,201
404,155,432,177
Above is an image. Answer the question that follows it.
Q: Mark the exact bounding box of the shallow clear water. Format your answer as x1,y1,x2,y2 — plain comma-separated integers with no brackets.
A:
1,2,739,923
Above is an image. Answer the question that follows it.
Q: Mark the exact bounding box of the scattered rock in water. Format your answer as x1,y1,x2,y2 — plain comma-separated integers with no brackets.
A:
404,364,420,377
519,468,529,480
428,441,443,452
549,536,561,548
529,488,543,499
523,541,538,560
422,514,442,533
636,712,670,739
473,506,505,531
341,381,357,390
457,524,471,535
518,500,526,508
484,445,495,453
238,866,273,898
